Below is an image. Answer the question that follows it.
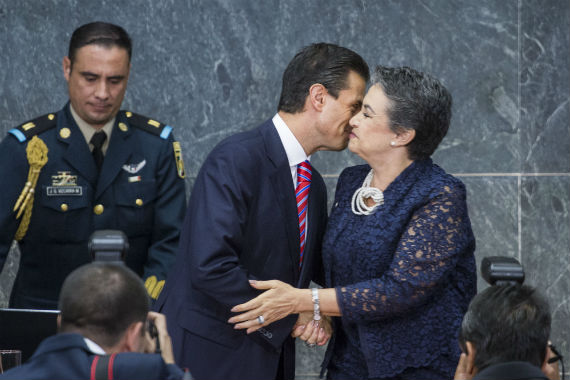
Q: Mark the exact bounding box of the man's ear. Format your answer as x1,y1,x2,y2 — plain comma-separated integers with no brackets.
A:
308,83,327,112
62,56,72,81
123,321,144,353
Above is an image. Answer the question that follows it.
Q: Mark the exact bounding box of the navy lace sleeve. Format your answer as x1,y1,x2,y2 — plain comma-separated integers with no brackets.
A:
336,182,472,322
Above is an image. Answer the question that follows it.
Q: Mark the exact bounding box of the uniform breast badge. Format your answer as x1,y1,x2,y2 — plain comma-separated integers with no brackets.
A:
47,171,82,196
122,160,146,174
13,136,49,240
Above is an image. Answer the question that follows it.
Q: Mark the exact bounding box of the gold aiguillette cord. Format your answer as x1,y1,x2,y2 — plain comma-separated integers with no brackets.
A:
13,136,48,240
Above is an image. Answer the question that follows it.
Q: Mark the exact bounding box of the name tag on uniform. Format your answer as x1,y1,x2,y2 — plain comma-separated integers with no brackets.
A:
46,186,83,196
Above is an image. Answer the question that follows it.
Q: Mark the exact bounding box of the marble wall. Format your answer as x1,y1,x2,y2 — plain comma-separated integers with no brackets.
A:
0,1,568,378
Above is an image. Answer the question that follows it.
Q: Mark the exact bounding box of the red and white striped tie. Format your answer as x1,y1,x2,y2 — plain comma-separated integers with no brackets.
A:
296,160,312,268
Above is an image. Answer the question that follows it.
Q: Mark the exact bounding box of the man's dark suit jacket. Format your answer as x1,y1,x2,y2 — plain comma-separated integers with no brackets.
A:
0,333,183,380
155,119,328,380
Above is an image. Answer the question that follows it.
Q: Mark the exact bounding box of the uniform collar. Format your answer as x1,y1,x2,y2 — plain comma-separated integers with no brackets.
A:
69,104,115,155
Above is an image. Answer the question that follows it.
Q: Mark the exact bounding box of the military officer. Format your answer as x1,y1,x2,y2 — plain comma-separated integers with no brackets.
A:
0,22,187,309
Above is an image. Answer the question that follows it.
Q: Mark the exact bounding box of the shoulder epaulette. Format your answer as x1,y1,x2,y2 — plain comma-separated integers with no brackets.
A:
8,113,58,143
121,110,173,140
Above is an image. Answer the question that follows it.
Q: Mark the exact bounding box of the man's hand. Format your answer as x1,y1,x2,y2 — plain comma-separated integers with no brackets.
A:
291,312,332,346
542,345,561,380
145,311,176,364
454,353,474,380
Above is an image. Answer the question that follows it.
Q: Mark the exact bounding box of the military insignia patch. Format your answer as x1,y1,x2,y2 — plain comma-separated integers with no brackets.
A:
173,141,185,179
144,275,165,299
122,160,146,174
22,122,35,131
148,119,161,128
47,171,82,196
51,171,77,186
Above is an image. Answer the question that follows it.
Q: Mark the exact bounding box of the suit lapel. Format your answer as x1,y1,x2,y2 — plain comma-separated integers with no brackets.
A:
260,121,301,281
95,118,133,198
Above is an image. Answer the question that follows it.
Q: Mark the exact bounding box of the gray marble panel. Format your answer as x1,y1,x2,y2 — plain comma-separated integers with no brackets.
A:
460,176,519,290
322,176,339,214
295,338,327,379
308,0,520,175
520,0,570,173
1,0,521,176
520,176,570,362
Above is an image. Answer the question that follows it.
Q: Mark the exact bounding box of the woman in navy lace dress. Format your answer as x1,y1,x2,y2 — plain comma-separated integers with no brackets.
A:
230,66,477,379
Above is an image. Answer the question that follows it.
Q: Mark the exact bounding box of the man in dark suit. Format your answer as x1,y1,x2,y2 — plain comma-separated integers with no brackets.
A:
453,284,560,380
155,43,369,380
0,22,186,309
0,263,184,380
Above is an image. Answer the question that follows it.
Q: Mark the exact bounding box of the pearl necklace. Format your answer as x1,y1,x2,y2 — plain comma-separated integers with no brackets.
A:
351,169,384,215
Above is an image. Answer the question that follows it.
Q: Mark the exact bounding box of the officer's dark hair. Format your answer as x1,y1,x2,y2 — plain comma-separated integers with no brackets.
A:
278,43,369,114
458,284,551,371
372,65,452,161
59,263,149,348
68,22,132,70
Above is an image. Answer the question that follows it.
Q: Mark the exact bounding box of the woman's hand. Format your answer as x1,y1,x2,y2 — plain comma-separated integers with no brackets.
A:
228,280,309,334
292,312,332,346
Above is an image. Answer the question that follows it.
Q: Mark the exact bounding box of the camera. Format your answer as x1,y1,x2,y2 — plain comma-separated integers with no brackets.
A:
147,319,161,354
480,256,525,285
88,230,129,263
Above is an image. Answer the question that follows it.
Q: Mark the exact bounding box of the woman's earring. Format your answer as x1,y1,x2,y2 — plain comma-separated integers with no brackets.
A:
390,141,396,146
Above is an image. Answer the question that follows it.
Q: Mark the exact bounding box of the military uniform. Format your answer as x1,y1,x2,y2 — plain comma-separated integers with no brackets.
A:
0,103,187,309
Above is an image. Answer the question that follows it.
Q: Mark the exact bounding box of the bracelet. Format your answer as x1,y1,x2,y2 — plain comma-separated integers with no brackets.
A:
311,288,321,321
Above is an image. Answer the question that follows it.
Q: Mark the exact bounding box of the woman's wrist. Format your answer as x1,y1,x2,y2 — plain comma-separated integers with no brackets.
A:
294,288,314,314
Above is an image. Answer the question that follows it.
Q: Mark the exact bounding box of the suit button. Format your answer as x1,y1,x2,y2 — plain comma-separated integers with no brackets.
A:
94,204,104,215
60,203,68,212
135,198,143,207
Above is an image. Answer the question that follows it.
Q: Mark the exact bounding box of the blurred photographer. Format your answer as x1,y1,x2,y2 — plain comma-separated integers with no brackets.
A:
0,263,184,380
454,284,560,380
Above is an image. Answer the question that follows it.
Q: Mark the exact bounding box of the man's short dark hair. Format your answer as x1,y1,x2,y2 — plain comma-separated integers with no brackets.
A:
58,263,149,348
459,284,551,371
68,22,132,69
277,43,369,114
372,66,452,161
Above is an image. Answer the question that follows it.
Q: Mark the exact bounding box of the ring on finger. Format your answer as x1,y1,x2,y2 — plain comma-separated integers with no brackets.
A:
304,341,316,348
257,315,265,324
